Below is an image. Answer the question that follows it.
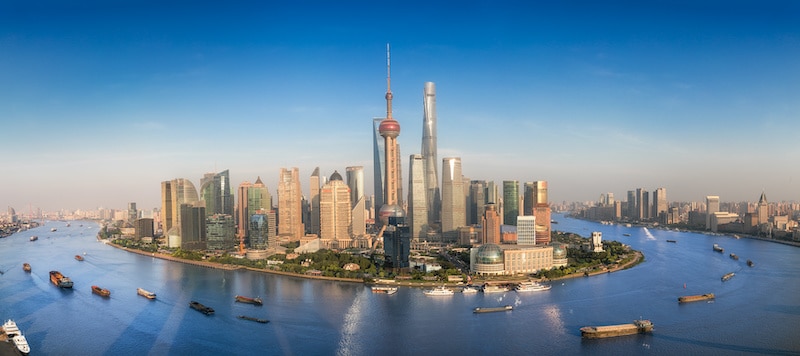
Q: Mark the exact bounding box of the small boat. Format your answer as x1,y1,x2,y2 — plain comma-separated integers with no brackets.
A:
29,236,38,241
473,305,513,314
75,255,84,261
137,288,156,300
237,315,269,323
713,244,724,253
580,319,653,339
461,287,479,294
92,285,111,297
51,228,57,232
235,295,263,305
623,233,631,236
747,259,755,267
678,293,715,303
371,286,398,294
729,253,739,260
721,272,735,282
666,240,676,243
515,281,552,292
423,286,454,296
190,301,215,315
2,319,30,355
22,263,31,272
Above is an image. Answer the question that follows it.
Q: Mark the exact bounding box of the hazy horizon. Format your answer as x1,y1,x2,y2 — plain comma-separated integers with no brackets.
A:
2,1,799,212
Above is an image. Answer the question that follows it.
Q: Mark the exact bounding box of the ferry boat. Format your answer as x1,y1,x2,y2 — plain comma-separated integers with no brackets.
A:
371,286,398,295
461,286,479,294
729,253,739,260
137,288,156,300
713,244,724,253
189,301,215,315
2,319,30,355
92,285,111,297
515,281,551,292
678,293,715,303
721,272,735,282
423,286,454,296
49,270,73,288
29,236,37,241
237,315,269,324
580,319,653,339
75,254,84,261
473,305,513,314
22,263,31,272
235,295,264,305
482,284,509,294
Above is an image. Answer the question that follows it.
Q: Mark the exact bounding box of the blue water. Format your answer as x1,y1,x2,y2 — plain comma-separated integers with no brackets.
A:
1,217,799,355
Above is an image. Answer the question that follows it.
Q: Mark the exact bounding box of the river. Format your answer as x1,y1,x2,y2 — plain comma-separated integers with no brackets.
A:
1,216,798,355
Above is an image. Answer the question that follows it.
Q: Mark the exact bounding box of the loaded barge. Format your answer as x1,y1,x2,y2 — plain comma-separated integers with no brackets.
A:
473,305,513,314
678,293,715,303
190,301,215,315
580,319,653,339
235,295,263,305
49,270,73,288
237,315,269,324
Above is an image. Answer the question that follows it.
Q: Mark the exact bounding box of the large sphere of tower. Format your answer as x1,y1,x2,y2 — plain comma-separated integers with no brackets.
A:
379,118,400,138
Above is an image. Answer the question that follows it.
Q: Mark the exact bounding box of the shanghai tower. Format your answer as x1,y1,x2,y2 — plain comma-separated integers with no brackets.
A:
421,82,440,226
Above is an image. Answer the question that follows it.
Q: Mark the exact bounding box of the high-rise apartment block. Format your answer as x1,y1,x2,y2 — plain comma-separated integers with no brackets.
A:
517,215,536,245
309,167,321,235
653,188,667,222
320,171,352,244
503,181,519,225
235,181,253,241
482,203,501,245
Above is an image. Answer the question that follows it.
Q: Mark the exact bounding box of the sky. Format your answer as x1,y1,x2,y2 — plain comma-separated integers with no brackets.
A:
1,1,799,212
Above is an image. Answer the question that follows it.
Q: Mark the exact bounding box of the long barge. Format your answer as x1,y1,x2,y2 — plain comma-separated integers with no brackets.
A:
678,293,715,303
473,305,513,314
580,319,653,339
137,288,156,300
190,301,215,315
721,272,735,282
92,285,111,297
235,295,263,305
237,315,269,324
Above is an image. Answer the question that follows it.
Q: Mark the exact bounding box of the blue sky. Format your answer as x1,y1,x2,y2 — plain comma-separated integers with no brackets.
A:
2,1,799,212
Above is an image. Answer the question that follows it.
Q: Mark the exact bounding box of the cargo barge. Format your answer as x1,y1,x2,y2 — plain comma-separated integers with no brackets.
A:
190,301,215,315
49,270,73,288
678,293,715,303
137,288,156,300
713,244,724,253
473,305,513,314
721,272,735,282
729,253,739,260
235,295,263,305
237,315,269,324
75,255,84,261
580,319,653,339
92,285,111,297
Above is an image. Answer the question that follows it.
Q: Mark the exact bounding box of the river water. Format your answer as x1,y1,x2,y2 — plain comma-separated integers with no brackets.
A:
1,216,799,355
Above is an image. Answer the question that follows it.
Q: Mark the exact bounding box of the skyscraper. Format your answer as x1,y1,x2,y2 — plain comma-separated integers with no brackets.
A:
161,178,200,248
346,166,364,209
706,195,720,230
532,181,551,245
320,171,352,246
278,167,304,240
441,157,465,241
757,191,769,225
408,154,428,241
482,203,501,244
199,169,233,217
468,180,487,226
517,215,536,245
421,81,440,226
372,118,385,211
235,180,253,241
378,44,409,268
310,167,321,235
503,180,519,225
653,187,667,222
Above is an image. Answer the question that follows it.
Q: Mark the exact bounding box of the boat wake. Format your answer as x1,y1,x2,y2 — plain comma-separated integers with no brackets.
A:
643,227,655,240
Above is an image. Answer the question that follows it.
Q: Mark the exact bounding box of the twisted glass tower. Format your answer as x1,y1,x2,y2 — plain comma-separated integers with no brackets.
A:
421,82,440,226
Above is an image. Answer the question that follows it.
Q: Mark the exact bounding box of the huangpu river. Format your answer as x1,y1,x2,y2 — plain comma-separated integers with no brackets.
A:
1,216,799,355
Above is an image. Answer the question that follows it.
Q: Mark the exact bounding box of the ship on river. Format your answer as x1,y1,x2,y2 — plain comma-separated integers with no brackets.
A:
235,295,263,305
190,301,214,315
473,305,513,314
22,263,31,272
721,272,735,282
49,270,73,288
137,288,156,300
1,319,30,355
678,293,715,303
92,285,111,297
580,319,653,339
713,244,724,253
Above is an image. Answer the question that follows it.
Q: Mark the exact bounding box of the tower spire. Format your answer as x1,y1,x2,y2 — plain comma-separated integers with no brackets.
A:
385,43,393,120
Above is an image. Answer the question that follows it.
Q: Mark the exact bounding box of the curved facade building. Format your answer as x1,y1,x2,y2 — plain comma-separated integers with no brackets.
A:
421,82,440,225
471,244,505,275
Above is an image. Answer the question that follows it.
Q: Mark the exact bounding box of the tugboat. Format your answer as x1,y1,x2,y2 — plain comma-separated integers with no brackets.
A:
713,244,724,253
75,255,84,261
721,272,735,282
29,236,38,242
747,259,755,267
235,295,264,305
237,315,269,324
92,285,111,297
729,253,739,260
22,263,31,272
190,301,215,315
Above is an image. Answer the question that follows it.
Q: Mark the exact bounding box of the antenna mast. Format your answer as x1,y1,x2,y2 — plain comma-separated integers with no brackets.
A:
385,43,393,120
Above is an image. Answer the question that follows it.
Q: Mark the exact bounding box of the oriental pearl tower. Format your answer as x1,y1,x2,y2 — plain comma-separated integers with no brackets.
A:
377,44,409,269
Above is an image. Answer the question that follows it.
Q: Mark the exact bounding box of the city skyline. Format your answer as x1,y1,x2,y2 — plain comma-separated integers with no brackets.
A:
2,1,799,212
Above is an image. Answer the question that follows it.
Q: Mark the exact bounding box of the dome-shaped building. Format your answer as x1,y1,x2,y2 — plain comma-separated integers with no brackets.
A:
471,243,505,275
552,242,568,267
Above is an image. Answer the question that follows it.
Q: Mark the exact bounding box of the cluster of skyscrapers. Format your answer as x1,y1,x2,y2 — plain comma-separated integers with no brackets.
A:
149,47,553,269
